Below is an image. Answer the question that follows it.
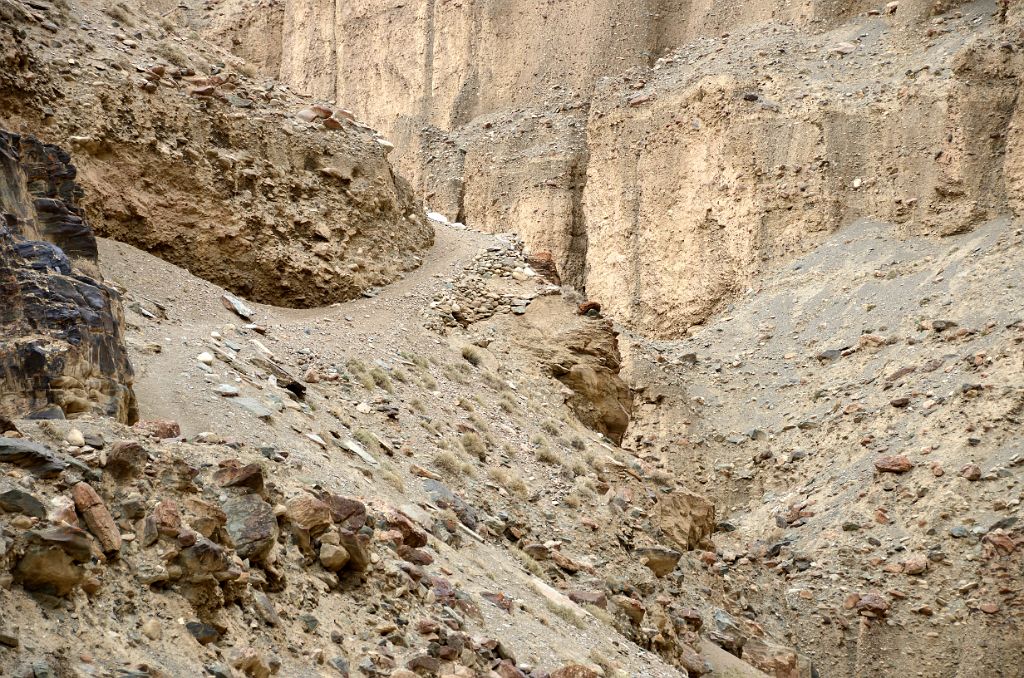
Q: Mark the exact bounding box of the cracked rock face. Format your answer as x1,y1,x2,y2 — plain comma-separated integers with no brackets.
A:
0,131,137,423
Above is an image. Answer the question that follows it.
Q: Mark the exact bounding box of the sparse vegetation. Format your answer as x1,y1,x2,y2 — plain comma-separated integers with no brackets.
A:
513,547,545,577
541,419,560,436
500,394,517,413
154,39,188,66
570,435,587,451
457,397,475,412
104,2,134,26
461,432,487,461
369,366,393,392
379,463,405,492
481,370,508,390
461,345,483,366
536,444,563,465
236,61,259,79
544,597,586,629
352,428,381,455
434,450,462,476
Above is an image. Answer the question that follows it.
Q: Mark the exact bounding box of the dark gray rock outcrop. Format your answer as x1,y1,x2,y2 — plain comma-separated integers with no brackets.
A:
0,131,137,423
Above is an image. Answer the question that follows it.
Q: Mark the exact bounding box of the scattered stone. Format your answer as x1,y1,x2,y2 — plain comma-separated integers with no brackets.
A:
874,455,913,474
105,441,148,480
223,494,278,562
134,419,181,439
71,482,122,554
0,484,46,518
960,464,982,481
141,619,162,640
186,621,221,645
221,293,254,320
656,490,715,550
635,545,682,577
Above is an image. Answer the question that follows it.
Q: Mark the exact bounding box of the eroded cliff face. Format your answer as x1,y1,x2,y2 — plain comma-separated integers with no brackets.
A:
0,131,137,423
202,0,1021,336
1,2,433,310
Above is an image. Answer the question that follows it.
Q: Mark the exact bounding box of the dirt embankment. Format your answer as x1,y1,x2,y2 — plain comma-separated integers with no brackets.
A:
1,0,433,309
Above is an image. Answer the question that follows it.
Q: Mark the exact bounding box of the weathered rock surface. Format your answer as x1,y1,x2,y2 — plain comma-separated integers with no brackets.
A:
204,0,1024,337
656,490,716,551
0,131,137,422
517,297,633,443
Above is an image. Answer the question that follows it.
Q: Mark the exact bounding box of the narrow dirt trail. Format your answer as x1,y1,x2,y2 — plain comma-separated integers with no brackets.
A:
97,222,497,437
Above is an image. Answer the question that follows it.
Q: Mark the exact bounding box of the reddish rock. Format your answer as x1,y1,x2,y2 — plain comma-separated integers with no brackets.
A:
134,419,180,439
855,592,890,616
71,482,121,554
322,117,343,130
577,301,602,315
153,499,183,537
323,494,366,530
388,511,428,548
526,251,561,285
874,455,913,474
679,643,711,676
960,464,982,481
568,590,607,609
551,549,585,573
397,544,433,566
979,602,1000,614
106,441,148,479
214,460,265,493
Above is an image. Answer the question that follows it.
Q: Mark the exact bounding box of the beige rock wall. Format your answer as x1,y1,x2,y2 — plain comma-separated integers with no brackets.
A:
583,37,1022,336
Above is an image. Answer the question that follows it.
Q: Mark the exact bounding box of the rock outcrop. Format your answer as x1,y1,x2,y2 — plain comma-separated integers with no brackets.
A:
516,296,633,444
0,131,137,423
0,5,434,310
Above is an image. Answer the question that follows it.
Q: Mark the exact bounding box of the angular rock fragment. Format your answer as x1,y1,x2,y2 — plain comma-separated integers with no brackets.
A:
656,490,716,551
0,438,66,478
223,494,278,562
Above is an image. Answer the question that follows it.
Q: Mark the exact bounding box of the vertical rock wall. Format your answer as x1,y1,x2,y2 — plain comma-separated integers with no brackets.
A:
0,131,137,423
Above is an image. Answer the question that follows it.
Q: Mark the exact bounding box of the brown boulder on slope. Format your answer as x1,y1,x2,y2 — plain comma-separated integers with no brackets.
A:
656,490,716,551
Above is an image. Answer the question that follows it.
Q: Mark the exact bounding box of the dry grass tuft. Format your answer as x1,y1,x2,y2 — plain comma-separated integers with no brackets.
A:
461,345,483,366
461,432,487,461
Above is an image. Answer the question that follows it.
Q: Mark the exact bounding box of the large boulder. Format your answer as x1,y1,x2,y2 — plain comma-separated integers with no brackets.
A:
0,131,136,423
656,490,716,551
517,297,633,443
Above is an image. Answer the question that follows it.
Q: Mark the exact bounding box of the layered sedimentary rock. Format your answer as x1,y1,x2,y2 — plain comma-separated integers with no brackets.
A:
0,131,137,423
201,0,1022,336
